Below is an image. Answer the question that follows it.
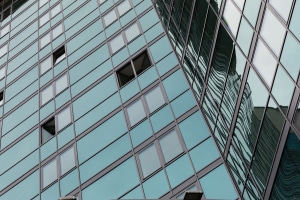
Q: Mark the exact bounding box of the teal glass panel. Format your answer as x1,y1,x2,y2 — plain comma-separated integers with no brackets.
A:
55,89,71,109
105,21,121,38
64,1,98,30
0,128,38,174
128,35,146,55
5,66,38,101
163,69,189,101
237,17,253,55
60,169,79,196
272,65,294,110
65,8,100,39
53,59,67,77
150,105,174,133
73,75,117,120
127,98,146,127
178,111,210,149
144,85,165,113
144,22,164,43
166,154,194,188
189,138,220,172
82,157,139,200
74,92,121,135
60,146,76,175
63,1,85,16
2,95,38,135
139,144,161,177
120,9,135,27
68,32,106,66
280,32,300,80
1,113,38,148
120,79,140,103
138,66,158,90
40,137,56,161
121,186,144,199
69,44,110,85
112,47,129,67
77,111,127,163
159,129,183,163
149,36,173,63
42,159,57,188
70,58,112,97
79,134,131,183
156,52,178,76
40,100,55,121
130,119,153,147
57,124,75,149
143,170,169,199
41,183,59,200
1,171,39,200
243,0,260,27
199,165,238,199
290,0,300,41
134,0,152,15
171,90,196,118
40,69,53,88
0,150,38,191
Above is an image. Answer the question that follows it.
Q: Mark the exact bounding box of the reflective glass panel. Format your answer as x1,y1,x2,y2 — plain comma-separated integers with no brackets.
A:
103,9,117,27
41,32,51,48
40,12,50,27
42,159,57,188
223,0,241,37
138,144,161,177
57,106,71,131
290,0,300,40
60,146,75,175
110,34,125,53
125,22,140,42
159,130,182,163
0,24,9,37
55,74,68,95
0,66,6,80
253,39,277,86
127,99,146,127
51,4,61,17
117,0,131,16
260,9,285,56
145,86,165,113
0,44,8,57
41,85,54,105
269,0,293,21
52,23,63,39
40,56,52,75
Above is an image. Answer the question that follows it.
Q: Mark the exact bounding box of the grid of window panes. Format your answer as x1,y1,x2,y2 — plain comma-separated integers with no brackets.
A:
0,0,239,200
154,0,300,199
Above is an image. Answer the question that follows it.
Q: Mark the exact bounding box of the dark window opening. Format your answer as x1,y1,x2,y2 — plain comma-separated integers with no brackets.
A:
117,62,135,87
2,8,10,20
0,91,3,106
41,117,56,144
53,46,65,65
133,51,151,75
116,51,151,87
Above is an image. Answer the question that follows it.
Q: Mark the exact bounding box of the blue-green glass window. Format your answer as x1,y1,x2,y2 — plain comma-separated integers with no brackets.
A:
199,165,238,199
145,86,165,113
143,170,170,199
138,144,161,177
42,159,57,188
60,146,76,175
159,129,183,163
127,99,146,127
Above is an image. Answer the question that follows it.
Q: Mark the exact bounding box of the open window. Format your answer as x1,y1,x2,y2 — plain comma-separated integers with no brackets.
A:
53,46,65,65
116,51,151,87
41,117,56,144
0,91,3,106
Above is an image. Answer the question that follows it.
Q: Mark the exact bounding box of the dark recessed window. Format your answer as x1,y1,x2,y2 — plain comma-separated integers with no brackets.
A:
117,51,151,87
53,46,65,65
41,117,56,144
0,91,3,106
133,51,151,75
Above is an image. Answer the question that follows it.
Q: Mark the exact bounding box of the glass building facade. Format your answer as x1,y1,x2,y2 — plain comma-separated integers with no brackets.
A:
0,0,299,200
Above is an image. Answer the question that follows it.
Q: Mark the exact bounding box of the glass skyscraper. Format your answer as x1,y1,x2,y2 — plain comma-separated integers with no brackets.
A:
0,0,299,200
